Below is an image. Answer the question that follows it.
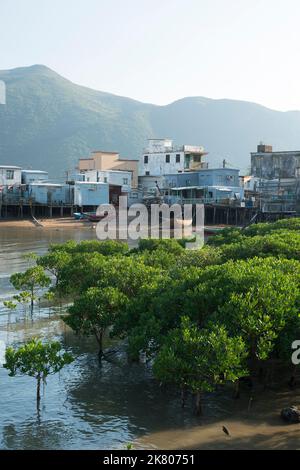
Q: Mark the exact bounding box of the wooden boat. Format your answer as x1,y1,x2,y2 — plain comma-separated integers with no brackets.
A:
73,212,84,220
82,212,103,222
74,212,101,221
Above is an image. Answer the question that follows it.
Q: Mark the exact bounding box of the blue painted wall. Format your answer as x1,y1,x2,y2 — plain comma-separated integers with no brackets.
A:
28,183,71,204
164,168,240,188
74,182,109,207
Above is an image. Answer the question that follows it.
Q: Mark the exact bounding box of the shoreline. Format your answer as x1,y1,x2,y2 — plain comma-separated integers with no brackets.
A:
136,386,300,450
1,220,300,449
0,217,233,231
0,217,95,229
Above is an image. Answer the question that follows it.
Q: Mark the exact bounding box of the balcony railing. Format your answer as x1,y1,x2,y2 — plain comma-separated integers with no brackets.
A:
166,196,243,206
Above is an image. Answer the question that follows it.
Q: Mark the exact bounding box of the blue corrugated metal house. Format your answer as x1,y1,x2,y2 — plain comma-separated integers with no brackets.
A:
28,182,72,205
22,170,49,184
74,182,109,207
164,168,243,203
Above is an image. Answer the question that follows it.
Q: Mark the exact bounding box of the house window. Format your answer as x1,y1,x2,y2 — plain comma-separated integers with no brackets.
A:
123,178,128,185
166,154,170,163
104,177,108,183
6,170,14,180
145,171,150,176
176,154,181,163
184,154,191,169
144,155,148,164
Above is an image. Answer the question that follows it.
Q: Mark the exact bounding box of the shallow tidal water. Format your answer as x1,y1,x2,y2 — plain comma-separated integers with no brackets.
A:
0,226,299,450
0,227,201,450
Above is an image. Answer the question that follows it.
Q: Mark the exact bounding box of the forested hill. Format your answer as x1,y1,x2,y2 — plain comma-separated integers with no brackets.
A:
1,64,300,176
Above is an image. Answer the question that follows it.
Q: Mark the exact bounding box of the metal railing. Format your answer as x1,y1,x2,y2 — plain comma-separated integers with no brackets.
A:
166,196,243,206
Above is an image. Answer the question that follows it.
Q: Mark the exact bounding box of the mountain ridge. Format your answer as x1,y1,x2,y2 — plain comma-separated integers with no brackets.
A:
1,64,300,176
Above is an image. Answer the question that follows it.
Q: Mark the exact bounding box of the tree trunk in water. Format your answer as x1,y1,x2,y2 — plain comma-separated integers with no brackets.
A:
36,375,41,404
248,338,257,380
31,287,34,315
180,387,187,408
194,391,202,416
233,379,240,399
95,330,104,362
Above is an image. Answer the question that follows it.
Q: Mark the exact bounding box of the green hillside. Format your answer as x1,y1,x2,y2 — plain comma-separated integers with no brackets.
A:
0,65,300,176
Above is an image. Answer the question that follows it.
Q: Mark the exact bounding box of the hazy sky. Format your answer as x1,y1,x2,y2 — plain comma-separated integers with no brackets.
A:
1,0,300,111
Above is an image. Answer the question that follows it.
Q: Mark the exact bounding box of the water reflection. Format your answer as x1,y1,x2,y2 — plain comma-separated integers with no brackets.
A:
1,227,298,450
0,227,199,450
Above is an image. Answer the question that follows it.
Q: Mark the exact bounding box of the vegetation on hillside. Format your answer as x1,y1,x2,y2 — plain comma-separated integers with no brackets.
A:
2,65,300,174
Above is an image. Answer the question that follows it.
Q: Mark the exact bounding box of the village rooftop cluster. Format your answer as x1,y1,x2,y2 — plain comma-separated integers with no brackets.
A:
0,139,300,223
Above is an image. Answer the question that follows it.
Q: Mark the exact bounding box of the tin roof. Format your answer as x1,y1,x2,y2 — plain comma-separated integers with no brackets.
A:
0,165,22,169
75,181,108,185
22,170,48,174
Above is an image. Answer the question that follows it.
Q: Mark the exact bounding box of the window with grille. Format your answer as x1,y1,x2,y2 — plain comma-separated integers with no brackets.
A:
6,170,14,179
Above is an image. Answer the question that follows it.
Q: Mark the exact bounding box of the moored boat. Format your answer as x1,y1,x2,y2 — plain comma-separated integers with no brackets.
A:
73,212,84,220
82,212,103,222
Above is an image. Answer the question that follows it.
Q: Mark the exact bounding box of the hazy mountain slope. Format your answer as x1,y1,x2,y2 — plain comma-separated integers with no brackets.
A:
0,65,300,176
149,97,300,169
0,65,154,176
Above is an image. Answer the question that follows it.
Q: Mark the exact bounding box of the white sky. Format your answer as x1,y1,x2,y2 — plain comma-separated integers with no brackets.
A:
1,0,300,111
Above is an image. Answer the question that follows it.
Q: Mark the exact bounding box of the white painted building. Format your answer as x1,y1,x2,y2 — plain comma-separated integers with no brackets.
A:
140,139,207,177
80,169,132,192
22,170,48,184
0,165,22,186
138,175,165,193
242,175,260,192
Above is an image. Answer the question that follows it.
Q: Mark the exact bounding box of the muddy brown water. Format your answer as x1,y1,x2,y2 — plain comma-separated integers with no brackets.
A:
0,226,299,450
